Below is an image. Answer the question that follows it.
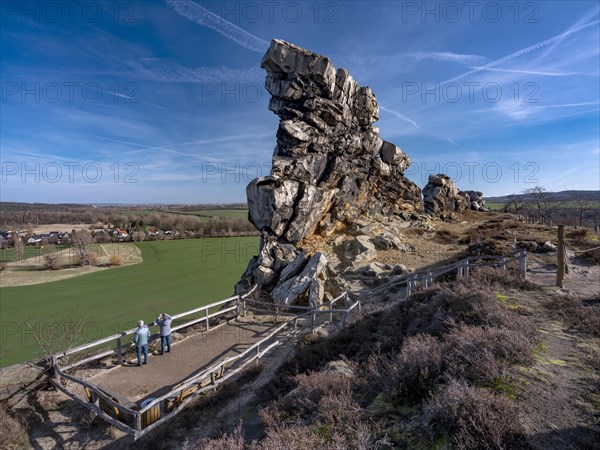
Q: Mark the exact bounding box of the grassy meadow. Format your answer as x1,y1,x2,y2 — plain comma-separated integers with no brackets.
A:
0,237,259,367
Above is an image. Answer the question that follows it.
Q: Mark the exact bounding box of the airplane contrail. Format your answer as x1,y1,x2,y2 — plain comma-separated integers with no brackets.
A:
165,0,269,53
443,19,599,84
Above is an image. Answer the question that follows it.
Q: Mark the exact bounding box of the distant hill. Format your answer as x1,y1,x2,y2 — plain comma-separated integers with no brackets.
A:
486,190,600,204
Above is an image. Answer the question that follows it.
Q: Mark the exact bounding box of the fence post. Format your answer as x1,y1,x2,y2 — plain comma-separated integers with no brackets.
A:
457,263,463,278
311,312,316,334
243,299,247,317
464,259,470,277
358,301,362,315
557,224,566,288
51,355,60,383
205,308,209,332
116,336,123,365
256,343,260,365
329,301,333,323
519,250,527,276
500,257,506,270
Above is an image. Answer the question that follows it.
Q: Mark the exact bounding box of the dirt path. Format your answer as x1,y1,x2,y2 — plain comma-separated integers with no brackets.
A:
515,257,600,448
82,317,284,403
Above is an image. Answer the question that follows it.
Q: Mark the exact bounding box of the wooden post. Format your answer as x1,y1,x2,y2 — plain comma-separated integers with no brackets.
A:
556,225,565,288
135,412,142,433
519,249,527,276
116,337,123,365
464,259,470,277
51,356,60,383
205,308,209,332
500,257,506,270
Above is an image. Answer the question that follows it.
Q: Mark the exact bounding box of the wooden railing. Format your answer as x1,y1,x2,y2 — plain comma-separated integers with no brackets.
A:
49,284,361,440
369,249,527,299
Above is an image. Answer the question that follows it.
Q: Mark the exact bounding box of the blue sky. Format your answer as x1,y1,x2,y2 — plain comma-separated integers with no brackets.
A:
1,0,598,204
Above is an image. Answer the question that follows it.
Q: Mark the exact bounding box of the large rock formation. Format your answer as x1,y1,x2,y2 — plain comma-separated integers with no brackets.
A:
422,174,488,215
422,174,469,215
236,40,422,303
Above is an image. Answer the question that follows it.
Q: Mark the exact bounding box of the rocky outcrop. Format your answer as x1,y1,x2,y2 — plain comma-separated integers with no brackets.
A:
236,40,422,302
422,174,469,215
422,174,489,215
464,190,488,211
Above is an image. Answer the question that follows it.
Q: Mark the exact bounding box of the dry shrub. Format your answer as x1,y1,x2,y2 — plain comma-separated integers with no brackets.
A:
394,334,443,400
0,403,28,450
259,371,380,450
549,294,600,336
424,379,525,450
433,229,461,243
468,266,539,291
444,325,535,384
195,424,246,450
87,251,99,266
109,254,123,266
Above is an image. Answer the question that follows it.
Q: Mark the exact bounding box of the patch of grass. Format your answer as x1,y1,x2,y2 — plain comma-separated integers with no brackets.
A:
0,237,259,367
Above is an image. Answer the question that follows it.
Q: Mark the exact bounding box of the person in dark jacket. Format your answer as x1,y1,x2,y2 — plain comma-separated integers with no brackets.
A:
133,320,150,366
156,313,172,354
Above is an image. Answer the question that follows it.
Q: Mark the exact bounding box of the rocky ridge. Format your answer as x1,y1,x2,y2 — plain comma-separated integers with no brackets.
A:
236,40,485,305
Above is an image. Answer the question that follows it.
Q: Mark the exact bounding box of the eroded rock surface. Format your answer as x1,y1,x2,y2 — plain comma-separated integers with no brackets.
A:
422,174,490,215
237,40,423,303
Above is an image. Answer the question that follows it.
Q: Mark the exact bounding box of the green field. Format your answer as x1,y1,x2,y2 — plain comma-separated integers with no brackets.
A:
173,209,248,218
0,237,259,367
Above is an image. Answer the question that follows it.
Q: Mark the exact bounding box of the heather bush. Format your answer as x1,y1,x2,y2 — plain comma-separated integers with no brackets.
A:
424,379,525,450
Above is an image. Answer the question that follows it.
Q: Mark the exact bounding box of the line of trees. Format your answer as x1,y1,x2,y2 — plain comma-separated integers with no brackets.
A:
503,186,599,227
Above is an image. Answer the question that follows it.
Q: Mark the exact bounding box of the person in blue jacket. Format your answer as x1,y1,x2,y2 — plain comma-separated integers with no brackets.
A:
133,320,150,366
156,313,173,354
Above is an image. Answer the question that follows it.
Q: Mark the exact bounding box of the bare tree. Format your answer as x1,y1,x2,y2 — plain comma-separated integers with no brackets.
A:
522,186,550,223
21,313,90,367
503,194,524,215
71,229,95,265
573,197,598,227
12,232,24,261
42,249,61,270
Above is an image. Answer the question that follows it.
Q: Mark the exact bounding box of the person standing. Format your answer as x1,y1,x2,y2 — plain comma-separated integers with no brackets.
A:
133,320,150,366
156,313,173,354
